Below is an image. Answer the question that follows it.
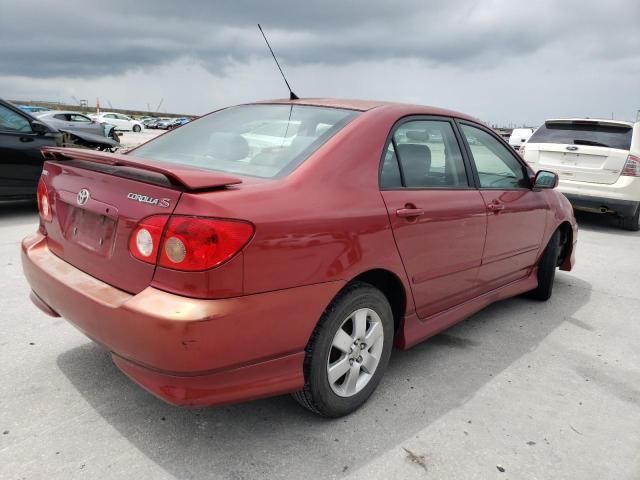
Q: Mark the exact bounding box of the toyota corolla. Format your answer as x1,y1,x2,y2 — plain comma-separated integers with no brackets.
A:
21,99,577,417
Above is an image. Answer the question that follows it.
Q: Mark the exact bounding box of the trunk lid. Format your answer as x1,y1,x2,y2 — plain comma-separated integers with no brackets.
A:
524,120,633,184
40,148,242,294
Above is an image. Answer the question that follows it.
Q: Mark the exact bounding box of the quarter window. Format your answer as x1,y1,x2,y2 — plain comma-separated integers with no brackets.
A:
460,124,529,189
381,120,468,189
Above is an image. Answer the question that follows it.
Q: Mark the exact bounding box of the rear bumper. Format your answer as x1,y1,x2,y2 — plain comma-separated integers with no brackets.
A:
21,232,344,406
558,176,640,216
562,193,639,217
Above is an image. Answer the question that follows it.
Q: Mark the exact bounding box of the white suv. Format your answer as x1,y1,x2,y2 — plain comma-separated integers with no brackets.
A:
522,119,640,230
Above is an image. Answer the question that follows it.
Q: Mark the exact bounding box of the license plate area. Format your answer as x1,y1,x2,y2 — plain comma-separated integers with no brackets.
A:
63,206,116,255
56,190,119,257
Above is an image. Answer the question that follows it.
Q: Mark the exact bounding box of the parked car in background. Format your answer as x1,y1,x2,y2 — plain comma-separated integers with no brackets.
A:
0,99,61,199
35,110,119,141
522,118,640,230
509,128,534,151
155,118,178,130
168,117,190,129
18,105,50,114
22,98,577,417
92,112,143,132
147,117,173,129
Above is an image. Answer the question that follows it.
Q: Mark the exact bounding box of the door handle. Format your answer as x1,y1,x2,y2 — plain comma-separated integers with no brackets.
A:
396,207,425,218
19,136,35,143
487,203,505,211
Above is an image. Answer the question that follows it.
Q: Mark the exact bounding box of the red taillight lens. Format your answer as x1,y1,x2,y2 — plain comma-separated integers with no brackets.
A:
622,154,640,177
129,215,169,264
158,217,254,271
37,179,52,222
129,216,254,271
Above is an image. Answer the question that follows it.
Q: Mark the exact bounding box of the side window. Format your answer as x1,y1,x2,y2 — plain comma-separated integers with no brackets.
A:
381,120,468,189
104,114,116,119
0,105,32,133
53,114,68,121
70,114,91,122
460,124,529,189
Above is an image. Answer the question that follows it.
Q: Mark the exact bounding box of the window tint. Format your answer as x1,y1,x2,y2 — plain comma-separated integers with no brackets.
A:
53,114,68,121
0,105,32,133
461,124,529,189
104,114,116,119
528,122,632,150
383,120,468,189
130,104,359,179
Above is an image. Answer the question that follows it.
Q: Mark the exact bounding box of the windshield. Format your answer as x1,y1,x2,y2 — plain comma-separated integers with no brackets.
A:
129,104,359,178
529,122,632,150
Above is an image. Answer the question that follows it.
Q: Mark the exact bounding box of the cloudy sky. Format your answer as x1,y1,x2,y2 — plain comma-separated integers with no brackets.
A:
1,0,638,125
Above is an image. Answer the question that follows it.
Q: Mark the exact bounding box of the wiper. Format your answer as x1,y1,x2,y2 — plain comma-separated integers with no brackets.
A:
573,139,610,148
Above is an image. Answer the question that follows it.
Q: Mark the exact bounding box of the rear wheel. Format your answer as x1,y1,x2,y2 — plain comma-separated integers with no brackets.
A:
619,206,640,231
292,282,394,417
132,124,141,133
527,230,560,301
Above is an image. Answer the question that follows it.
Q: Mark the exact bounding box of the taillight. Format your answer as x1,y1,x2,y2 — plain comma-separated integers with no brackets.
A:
37,178,52,222
129,215,169,264
622,154,640,177
129,216,254,271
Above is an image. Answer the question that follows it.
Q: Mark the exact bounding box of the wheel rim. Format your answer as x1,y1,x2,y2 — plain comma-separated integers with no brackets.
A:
326,308,384,397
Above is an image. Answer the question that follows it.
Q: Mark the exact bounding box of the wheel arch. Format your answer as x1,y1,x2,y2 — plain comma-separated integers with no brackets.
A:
347,268,408,335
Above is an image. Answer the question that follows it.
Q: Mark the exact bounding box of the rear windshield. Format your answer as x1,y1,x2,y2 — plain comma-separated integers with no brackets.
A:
129,104,359,178
528,122,632,150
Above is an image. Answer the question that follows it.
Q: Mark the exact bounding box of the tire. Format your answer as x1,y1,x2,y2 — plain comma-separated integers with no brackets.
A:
527,230,560,301
292,281,394,417
619,206,640,232
132,124,141,133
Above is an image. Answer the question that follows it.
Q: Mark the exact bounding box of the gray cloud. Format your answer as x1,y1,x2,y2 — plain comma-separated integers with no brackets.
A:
2,0,638,78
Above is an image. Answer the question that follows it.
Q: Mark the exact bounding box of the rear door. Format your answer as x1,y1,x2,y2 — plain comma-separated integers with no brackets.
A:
458,122,548,291
380,117,487,319
524,120,633,184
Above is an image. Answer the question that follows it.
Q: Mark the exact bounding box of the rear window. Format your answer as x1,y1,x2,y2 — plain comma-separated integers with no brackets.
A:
129,104,359,178
529,122,632,150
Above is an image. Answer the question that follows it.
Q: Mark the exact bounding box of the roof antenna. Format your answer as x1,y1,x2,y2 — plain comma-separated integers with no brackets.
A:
258,24,299,100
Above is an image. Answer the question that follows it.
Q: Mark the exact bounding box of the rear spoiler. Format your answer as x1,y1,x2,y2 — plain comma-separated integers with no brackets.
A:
41,147,242,191
545,119,632,130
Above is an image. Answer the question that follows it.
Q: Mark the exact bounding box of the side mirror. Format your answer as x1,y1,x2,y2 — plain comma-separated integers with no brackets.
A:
533,170,558,189
31,120,50,135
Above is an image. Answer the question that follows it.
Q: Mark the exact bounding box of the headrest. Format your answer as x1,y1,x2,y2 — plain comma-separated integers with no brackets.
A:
405,130,430,142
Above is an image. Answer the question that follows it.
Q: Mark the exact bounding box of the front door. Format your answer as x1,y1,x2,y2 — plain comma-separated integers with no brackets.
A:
380,118,488,319
458,122,548,290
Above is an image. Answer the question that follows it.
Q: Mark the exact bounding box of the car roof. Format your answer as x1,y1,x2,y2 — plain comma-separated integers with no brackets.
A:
37,110,88,116
253,97,480,122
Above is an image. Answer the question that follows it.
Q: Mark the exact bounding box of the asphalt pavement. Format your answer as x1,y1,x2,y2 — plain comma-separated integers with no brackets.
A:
1,204,638,479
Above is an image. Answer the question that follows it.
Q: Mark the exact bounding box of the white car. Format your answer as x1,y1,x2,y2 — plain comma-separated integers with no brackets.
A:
509,128,534,151
92,112,143,132
522,118,640,230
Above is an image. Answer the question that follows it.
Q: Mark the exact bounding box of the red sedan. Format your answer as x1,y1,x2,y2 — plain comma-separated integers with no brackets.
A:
22,98,577,417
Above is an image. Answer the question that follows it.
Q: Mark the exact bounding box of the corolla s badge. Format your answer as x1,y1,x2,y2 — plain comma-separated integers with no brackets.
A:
566,146,579,151
76,189,90,206
127,192,171,208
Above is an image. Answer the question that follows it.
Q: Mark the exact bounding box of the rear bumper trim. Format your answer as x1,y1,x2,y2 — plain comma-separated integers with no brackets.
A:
563,193,639,216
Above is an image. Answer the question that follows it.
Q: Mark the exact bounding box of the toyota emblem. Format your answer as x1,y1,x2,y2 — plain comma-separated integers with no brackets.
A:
77,189,90,206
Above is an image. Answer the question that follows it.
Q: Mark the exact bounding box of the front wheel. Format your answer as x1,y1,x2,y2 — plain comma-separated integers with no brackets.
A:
292,282,394,417
132,124,141,133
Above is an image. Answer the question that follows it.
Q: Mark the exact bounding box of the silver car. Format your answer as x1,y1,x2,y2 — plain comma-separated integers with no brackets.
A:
35,111,117,140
